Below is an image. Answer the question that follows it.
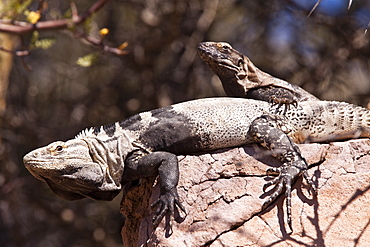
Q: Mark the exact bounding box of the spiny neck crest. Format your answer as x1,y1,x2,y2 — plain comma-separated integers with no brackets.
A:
75,122,118,140
75,127,96,139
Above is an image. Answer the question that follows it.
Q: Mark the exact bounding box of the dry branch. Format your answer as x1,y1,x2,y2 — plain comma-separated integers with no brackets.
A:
0,0,110,35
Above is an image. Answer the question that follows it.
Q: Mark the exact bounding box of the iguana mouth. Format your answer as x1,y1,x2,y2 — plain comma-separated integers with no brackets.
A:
217,60,239,72
23,159,53,180
200,53,238,71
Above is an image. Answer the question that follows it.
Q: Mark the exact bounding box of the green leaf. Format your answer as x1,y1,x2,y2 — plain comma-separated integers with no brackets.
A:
1,0,33,19
34,39,55,49
29,31,55,50
17,0,33,14
82,15,93,33
30,30,39,46
76,53,99,67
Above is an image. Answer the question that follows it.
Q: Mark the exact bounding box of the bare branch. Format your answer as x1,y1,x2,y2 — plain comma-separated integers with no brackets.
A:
0,46,29,56
307,0,322,18
78,33,128,55
0,0,110,35
348,0,353,10
0,0,127,58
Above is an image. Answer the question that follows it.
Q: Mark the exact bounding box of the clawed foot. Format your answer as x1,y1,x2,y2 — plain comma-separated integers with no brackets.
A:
270,96,298,114
261,163,316,231
151,188,187,232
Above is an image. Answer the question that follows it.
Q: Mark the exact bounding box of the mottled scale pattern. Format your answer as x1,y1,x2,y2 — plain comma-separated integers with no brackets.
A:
169,98,268,150
76,98,370,152
77,98,272,154
197,42,319,102
24,96,370,233
279,100,370,143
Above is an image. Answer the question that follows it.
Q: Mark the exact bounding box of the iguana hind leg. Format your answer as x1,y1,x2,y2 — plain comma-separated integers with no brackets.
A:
248,114,316,231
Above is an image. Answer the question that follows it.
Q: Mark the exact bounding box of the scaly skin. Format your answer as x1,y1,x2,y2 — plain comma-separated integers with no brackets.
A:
23,97,370,232
198,41,318,108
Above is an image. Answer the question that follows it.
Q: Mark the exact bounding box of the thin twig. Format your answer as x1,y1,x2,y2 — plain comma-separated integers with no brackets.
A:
0,46,29,56
307,0,322,18
348,0,353,10
80,33,128,55
0,0,110,35
0,0,127,57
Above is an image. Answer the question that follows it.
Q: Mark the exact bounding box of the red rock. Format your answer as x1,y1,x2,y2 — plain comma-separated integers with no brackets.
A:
121,139,370,247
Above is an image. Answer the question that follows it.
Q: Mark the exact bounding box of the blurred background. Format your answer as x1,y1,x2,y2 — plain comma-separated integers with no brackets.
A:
0,0,369,246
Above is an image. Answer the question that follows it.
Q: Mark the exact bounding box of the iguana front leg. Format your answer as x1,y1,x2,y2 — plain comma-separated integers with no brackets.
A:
248,114,316,231
246,86,298,112
123,151,186,231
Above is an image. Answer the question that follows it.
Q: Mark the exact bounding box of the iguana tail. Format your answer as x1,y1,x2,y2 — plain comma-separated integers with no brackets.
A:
317,101,370,141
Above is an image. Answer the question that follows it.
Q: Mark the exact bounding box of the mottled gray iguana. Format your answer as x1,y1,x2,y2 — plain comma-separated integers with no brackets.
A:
198,41,318,107
24,97,370,232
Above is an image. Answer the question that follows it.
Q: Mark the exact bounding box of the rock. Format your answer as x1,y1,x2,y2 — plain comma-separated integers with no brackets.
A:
120,139,370,247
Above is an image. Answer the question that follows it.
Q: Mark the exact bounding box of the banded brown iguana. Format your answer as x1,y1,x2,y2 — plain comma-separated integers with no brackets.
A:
23,97,370,231
198,41,318,107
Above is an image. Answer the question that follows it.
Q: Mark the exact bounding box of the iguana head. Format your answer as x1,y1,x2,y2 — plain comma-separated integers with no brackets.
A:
198,41,318,102
23,139,121,201
198,41,254,97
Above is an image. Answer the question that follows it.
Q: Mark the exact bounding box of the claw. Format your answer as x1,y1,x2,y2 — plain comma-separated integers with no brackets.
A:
263,176,280,192
266,167,280,176
284,176,293,231
263,167,282,192
261,164,300,232
302,170,317,196
271,96,299,114
151,197,169,229
262,177,285,209
151,188,187,231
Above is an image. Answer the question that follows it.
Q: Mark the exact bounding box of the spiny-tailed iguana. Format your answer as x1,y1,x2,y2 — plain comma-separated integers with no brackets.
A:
23,97,370,232
198,41,318,107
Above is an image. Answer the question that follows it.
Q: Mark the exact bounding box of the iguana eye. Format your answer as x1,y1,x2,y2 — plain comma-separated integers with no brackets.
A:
237,59,244,67
55,145,64,152
222,45,231,51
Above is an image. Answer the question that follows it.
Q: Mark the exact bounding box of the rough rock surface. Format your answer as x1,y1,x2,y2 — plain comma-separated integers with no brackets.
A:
120,139,370,247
